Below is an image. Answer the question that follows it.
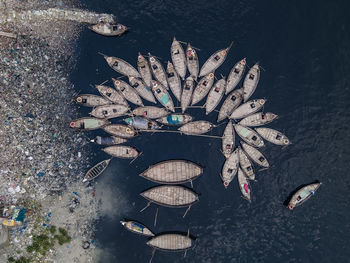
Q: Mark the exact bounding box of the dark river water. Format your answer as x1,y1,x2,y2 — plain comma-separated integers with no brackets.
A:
71,0,350,262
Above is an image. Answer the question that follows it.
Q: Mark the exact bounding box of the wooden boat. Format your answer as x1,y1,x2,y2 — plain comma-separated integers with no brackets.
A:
95,85,129,106
151,80,175,112
191,73,215,105
241,142,269,168
239,112,278,127
234,124,264,148
103,145,140,159
148,53,168,89
128,76,156,104
90,104,129,119
124,117,161,130
166,61,182,102
70,117,110,130
222,121,235,159
140,185,198,208
288,182,322,210
217,88,243,122
91,136,127,146
156,114,193,126
238,147,255,180
186,43,199,80
112,78,144,106
83,158,111,182
226,58,246,94
137,53,152,87
101,54,140,78
75,94,111,107
230,99,266,119
171,37,187,80
132,106,168,119
221,148,239,188
181,76,194,113
89,22,128,36
120,220,154,236
205,77,226,115
256,128,291,146
237,168,251,202
147,233,194,252
178,121,214,135
140,160,203,184
243,63,260,102
103,124,137,138
199,43,233,77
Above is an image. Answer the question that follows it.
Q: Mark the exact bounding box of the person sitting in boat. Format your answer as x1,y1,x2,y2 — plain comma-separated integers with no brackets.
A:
296,196,301,201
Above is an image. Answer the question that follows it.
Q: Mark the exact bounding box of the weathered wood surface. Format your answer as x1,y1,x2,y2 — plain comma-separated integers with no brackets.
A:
191,73,215,105
149,54,168,89
234,124,264,148
91,136,127,146
256,128,291,146
89,23,127,36
217,88,243,122
237,168,251,202
112,78,144,106
288,183,322,210
166,61,182,102
75,94,111,107
70,118,110,130
147,233,193,251
103,145,139,159
230,99,266,119
226,58,246,94
205,77,226,115
151,80,175,112
181,77,194,113
132,106,168,119
238,147,255,180
95,85,129,106
120,221,154,236
124,117,161,130
241,142,269,168
90,104,129,119
103,124,137,138
221,148,239,188
102,54,140,78
222,121,234,159
83,158,111,182
171,37,187,80
239,112,278,127
128,76,156,104
137,53,152,87
156,114,193,126
199,43,232,77
186,43,199,80
243,63,260,102
178,121,214,135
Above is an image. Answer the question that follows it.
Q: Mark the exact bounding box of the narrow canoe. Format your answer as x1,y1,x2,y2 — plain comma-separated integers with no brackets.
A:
75,94,111,107
217,88,243,122
95,85,129,106
166,61,182,101
147,233,194,252
234,124,264,148
239,112,278,127
186,43,199,80
181,76,195,113
171,37,187,80
137,53,152,87
83,158,112,182
230,99,266,120
191,73,215,105
205,77,226,115
89,23,128,36
238,147,255,180
226,58,246,94
222,121,235,159
221,148,239,188
132,106,168,119
91,136,127,146
70,118,110,130
124,117,161,130
112,78,144,106
140,160,203,184
101,54,140,78
103,124,137,138
288,182,322,210
237,168,251,202
178,120,214,135
151,80,175,112
103,145,139,159
256,128,291,146
199,43,233,77
243,63,260,102
149,54,168,89
128,76,156,104
156,114,193,126
90,104,129,119
120,220,154,237
140,185,199,208
241,142,269,168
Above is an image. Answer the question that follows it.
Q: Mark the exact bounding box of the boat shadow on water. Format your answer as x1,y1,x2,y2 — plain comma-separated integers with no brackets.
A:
282,180,321,207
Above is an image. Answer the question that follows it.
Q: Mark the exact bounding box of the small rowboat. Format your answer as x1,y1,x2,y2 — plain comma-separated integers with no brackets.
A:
128,76,156,104
151,80,175,112
241,142,269,168
137,53,152,87
238,147,255,180
221,148,239,188
132,106,168,119
75,94,111,107
103,124,137,138
91,136,127,146
147,233,194,252
178,120,214,135
230,99,266,120
199,42,233,77
243,63,260,102
222,121,235,159
90,104,129,119
217,88,243,122
171,37,187,80
101,54,140,78
191,73,215,105
140,160,203,184
156,114,193,126
124,117,161,130
181,76,194,113
120,220,154,236
89,22,128,36
225,58,246,94
103,145,140,159
83,158,112,182
234,124,264,148
205,77,226,115
256,128,291,146
166,61,182,101
237,168,251,202
112,78,144,106
95,85,129,106
70,118,110,131
288,182,322,210
186,43,199,80
239,112,278,127
149,53,168,89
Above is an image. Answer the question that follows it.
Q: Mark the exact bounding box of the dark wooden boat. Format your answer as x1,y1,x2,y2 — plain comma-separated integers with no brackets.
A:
112,78,144,106
101,54,140,78
103,124,137,138
75,94,111,107
90,104,129,119
132,106,168,119
103,145,140,159
95,85,129,106
83,158,112,182
91,136,127,146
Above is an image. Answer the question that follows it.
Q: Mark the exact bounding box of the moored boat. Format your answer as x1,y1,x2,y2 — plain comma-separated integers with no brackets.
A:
70,117,110,130
112,78,144,106
101,54,140,78
234,124,264,148
89,22,128,36
132,106,168,119
90,104,129,119
151,80,175,112
178,120,214,135
243,63,260,102
128,76,156,104
186,43,199,80
225,58,246,94
239,112,278,127
181,76,195,113
102,145,140,159
103,124,137,138
91,136,127,146
222,121,235,159
191,73,215,105
256,127,291,146
156,114,193,126
238,147,255,180
83,158,112,182
166,61,182,101
221,148,239,188
237,168,251,202
230,99,266,119
124,117,161,130
205,77,226,115
137,53,152,87
147,233,194,252
241,142,269,168
171,37,187,80
95,85,129,106
217,88,243,122
75,94,111,107
120,220,154,236
288,182,322,210
149,53,168,89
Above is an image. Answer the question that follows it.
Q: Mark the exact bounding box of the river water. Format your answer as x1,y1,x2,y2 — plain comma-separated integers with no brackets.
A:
70,0,350,262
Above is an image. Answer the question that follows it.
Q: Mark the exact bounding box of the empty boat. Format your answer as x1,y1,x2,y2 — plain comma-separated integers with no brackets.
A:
166,61,182,102
222,121,235,159
181,76,195,113
241,142,269,168
137,53,152,87
95,85,129,106
147,233,194,252
230,99,266,119
238,147,255,180
221,148,239,188
205,77,226,115
225,58,246,94
239,112,278,127
132,106,168,119
83,158,112,182
103,145,140,159
112,78,144,106
199,43,232,77
75,94,111,107
243,63,260,102
191,73,215,105
256,128,291,146
171,37,187,80
217,88,243,122
101,54,140,78
178,121,214,135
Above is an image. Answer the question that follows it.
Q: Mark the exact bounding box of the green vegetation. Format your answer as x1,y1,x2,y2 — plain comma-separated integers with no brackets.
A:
7,256,31,263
